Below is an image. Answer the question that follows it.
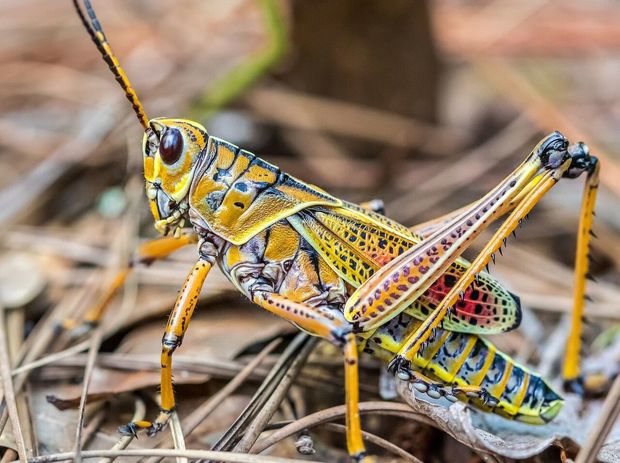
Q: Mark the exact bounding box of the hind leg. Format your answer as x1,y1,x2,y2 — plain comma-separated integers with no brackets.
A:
562,160,602,395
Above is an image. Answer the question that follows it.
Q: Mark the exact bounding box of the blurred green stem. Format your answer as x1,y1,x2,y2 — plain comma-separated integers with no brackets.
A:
192,0,286,118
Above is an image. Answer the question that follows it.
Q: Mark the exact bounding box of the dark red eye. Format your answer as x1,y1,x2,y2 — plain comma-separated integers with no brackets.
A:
159,128,183,165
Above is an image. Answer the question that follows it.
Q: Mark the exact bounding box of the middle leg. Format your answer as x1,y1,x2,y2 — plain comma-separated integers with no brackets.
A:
251,291,370,462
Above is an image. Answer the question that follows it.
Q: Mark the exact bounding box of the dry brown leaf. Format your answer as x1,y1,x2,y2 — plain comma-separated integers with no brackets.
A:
396,339,620,463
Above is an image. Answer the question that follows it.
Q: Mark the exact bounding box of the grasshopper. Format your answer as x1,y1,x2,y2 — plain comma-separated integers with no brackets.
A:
72,1,600,461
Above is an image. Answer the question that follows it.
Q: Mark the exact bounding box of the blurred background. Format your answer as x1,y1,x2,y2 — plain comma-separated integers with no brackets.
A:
1,0,620,462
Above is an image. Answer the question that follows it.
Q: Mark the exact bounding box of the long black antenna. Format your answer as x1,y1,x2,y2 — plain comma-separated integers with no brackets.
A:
73,0,150,129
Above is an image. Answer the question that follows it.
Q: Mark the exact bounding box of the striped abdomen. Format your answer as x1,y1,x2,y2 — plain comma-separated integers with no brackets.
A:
364,312,563,424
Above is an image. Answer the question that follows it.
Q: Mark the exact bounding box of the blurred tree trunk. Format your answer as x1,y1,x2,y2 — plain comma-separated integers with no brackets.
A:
281,0,439,122
275,0,440,191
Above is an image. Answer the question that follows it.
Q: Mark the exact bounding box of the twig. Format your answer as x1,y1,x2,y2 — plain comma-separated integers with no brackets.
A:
5,308,35,459
20,449,323,463
0,270,102,434
74,174,140,462
73,327,104,463
0,307,27,463
575,372,620,463
323,422,423,463
244,87,466,154
97,397,145,463
474,58,620,198
1,451,18,463
0,102,122,226
211,333,316,453
252,401,432,454
12,340,91,376
182,338,282,436
235,335,316,453
388,115,536,224
169,412,188,463
78,404,106,451
39,351,355,396
5,230,109,267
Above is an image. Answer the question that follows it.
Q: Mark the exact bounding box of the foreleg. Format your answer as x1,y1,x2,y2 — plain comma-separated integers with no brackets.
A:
120,237,214,436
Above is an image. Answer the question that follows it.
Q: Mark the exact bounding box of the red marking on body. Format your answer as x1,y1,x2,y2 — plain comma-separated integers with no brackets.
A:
423,274,508,324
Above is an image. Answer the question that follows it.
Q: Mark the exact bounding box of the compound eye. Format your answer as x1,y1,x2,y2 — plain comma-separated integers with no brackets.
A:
159,128,184,165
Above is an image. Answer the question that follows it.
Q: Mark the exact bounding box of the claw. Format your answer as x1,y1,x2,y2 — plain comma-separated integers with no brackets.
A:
486,396,499,407
118,424,138,438
388,356,412,381
565,373,613,398
118,418,166,438
59,318,78,331
478,389,499,407
55,318,98,340
147,422,165,437
563,377,585,396
352,451,374,463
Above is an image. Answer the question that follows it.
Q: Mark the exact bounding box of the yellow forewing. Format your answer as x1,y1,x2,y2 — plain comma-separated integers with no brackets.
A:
190,137,341,245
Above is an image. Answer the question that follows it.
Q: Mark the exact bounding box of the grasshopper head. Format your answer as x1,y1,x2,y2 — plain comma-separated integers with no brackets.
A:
71,2,208,235
143,118,209,235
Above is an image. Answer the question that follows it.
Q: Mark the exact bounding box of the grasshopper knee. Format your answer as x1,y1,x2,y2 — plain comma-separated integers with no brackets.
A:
162,334,182,355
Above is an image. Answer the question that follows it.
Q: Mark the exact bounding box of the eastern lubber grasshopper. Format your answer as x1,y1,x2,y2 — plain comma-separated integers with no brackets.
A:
72,1,600,461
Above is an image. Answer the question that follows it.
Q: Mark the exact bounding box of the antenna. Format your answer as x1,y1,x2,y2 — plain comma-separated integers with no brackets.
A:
73,0,150,129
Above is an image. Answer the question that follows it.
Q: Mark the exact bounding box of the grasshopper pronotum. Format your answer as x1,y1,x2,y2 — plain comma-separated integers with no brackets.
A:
72,1,600,461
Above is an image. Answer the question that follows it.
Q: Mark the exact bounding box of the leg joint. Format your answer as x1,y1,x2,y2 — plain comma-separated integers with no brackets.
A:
198,238,220,263
331,327,353,347
249,281,276,300
162,335,181,353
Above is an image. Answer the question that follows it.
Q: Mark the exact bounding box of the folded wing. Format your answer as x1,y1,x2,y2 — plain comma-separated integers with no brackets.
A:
288,203,521,334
